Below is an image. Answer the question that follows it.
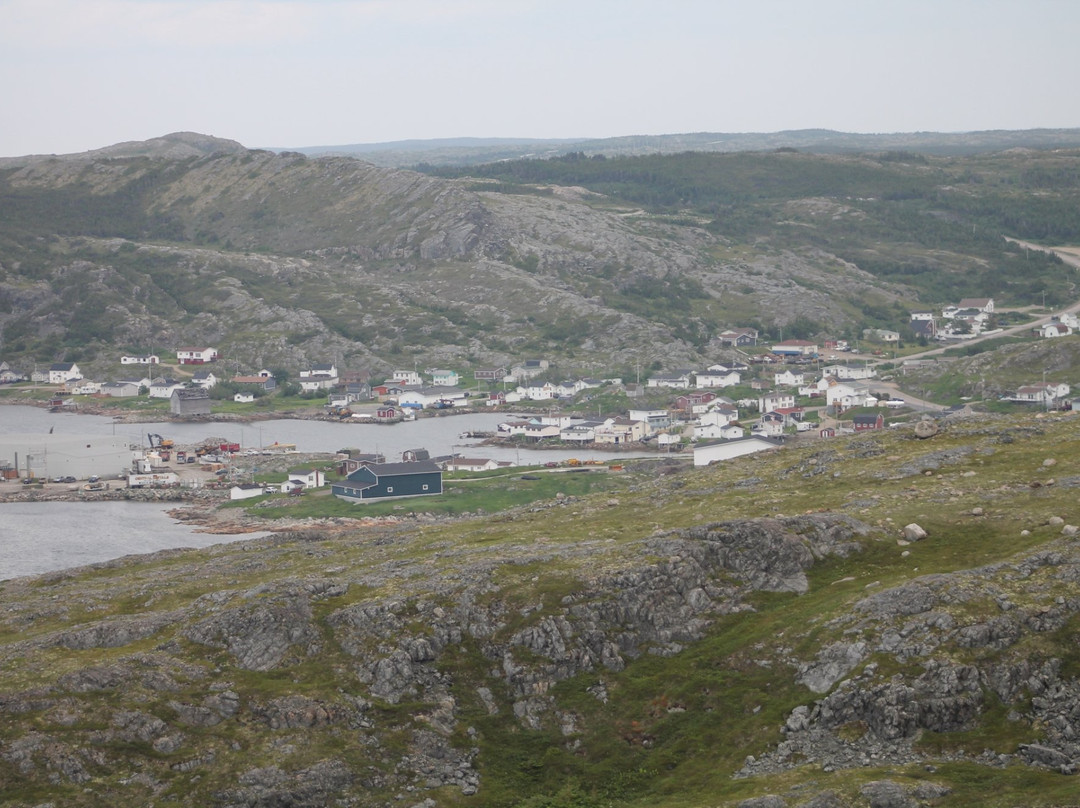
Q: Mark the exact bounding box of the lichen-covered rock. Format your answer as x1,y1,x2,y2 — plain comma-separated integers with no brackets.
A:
183,585,323,671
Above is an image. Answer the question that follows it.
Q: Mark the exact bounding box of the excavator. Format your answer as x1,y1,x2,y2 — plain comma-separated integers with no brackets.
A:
147,433,174,450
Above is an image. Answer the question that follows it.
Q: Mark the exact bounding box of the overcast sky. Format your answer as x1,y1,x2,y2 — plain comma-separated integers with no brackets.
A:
1,0,1077,157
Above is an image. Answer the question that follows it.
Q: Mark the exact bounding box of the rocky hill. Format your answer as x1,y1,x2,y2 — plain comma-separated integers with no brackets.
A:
2,411,1080,806
3,132,1079,382
0,131,247,167
0,144,907,378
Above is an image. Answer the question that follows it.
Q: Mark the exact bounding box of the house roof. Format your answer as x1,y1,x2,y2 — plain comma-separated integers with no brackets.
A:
696,435,783,450
172,388,209,400
49,362,76,371
368,460,442,476
402,385,465,396
852,414,882,424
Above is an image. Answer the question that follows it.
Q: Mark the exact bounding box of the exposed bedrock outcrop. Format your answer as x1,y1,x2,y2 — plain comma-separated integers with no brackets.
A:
742,538,1080,779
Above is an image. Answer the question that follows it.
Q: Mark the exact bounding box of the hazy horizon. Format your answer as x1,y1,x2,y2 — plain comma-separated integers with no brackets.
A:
2,0,1078,158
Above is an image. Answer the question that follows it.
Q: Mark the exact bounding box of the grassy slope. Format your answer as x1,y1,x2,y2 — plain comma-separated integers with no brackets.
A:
1,412,1079,806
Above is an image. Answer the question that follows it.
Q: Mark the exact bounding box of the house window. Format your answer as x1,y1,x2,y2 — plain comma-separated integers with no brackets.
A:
422,484,429,491
386,486,393,493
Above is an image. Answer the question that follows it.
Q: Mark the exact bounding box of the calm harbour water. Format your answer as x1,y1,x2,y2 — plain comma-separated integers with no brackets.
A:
0,405,654,579
0,501,268,581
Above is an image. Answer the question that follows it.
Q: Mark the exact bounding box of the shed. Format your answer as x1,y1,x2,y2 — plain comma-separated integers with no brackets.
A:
170,388,211,416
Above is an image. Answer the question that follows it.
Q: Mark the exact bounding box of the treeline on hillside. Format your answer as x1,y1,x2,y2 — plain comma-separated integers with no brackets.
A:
423,149,1080,306
422,150,1080,241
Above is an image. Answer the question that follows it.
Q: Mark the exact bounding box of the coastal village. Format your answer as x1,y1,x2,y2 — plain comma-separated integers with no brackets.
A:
2,296,1079,506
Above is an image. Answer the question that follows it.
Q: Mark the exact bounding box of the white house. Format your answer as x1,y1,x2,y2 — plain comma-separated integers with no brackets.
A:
445,457,501,472
800,377,831,397
863,328,900,343
561,421,602,443
594,417,647,445
774,370,806,387
48,362,82,384
647,372,693,389
1008,382,1071,404
498,419,531,436
390,369,422,386
121,354,159,365
509,359,549,381
825,381,878,410
710,361,749,373
191,370,218,389
656,432,683,449
149,378,185,399
176,347,218,365
820,364,877,381
627,409,670,433
234,392,256,403
693,435,783,467
70,379,101,395
300,362,338,380
230,483,265,501
957,297,994,314
0,362,23,384
521,382,557,401
281,468,326,493
695,421,745,441
771,340,818,357
758,391,795,412
521,422,563,441
697,407,739,428
1057,312,1079,329
1037,323,1071,338
101,381,141,398
429,369,460,387
696,369,741,388
300,374,338,392
552,380,584,398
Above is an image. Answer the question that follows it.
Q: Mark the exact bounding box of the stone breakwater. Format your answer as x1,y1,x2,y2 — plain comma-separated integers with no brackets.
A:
0,484,221,505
